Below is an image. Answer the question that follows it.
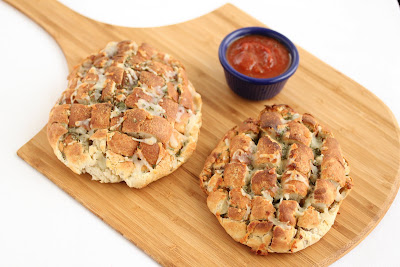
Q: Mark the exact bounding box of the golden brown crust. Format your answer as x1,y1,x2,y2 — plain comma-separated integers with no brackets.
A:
75,83,93,103
286,143,314,175
139,71,164,88
270,226,296,252
47,123,68,149
150,61,174,76
207,189,228,215
206,173,223,192
90,103,112,129
228,207,248,221
297,206,320,229
63,142,90,174
128,53,147,66
167,82,179,102
179,85,194,111
301,113,319,132
321,157,346,187
200,104,352,254
250,196,275,221
90,129,107,140
313,179,336,206
248,220,274,236
138,43,157,58
69,104,91,129
218,217,247,242
174,111,190,134
101,80,116,102
246,221,274,255
278,200,298,226
322,137,343,164
125,87,152,108
259,109,283,131
254,135,281,168
93,54,108,68
223,162,248,188
199,128,236,189
47,40,202,188
251,169,278,197
61,89,75,104
229,134,253,158
283,121,312,146
281,170,309,197
49,104,70,125
107,132,138,157
229,188,251,209
82,67,99,83
141,116,173,144
140,143,160,166
105,66,124,85
238,118,260,135
122,109,149,133
159,98,178,123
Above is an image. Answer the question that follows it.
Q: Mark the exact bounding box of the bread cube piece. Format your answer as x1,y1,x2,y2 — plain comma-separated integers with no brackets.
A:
253,135,281,168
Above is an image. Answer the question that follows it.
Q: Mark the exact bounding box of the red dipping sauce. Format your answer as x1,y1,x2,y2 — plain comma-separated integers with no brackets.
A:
226,35,291,79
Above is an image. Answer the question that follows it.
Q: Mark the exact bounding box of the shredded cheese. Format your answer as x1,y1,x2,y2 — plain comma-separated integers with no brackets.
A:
137,99,166,117
103,42,118,57
269,217,291,230
131,136,157,145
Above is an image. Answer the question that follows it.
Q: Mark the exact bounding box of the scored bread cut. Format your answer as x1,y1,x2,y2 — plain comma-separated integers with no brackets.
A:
199,104,352,254
47,40,202,188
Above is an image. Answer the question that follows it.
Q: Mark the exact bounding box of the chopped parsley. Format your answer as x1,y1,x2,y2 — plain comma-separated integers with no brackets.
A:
116,102,126,110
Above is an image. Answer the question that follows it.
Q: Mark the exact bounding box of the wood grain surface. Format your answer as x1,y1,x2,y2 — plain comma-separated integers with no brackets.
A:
8,0,400,266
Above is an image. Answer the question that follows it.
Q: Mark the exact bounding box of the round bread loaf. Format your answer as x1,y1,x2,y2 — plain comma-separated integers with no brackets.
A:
200,104,352,254
47,41,202,188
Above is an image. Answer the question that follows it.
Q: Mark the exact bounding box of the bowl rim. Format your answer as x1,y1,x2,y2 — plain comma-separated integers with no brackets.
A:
218,26,299,85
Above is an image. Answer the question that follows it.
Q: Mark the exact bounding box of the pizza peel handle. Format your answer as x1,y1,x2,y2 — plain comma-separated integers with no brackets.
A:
4,0,124,69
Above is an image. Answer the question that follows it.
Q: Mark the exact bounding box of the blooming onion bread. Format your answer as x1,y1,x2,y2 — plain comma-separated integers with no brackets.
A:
199,105,352,254
47,41,202,188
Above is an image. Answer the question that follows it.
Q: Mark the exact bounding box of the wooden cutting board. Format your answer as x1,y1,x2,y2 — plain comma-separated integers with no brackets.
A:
8,0,400,266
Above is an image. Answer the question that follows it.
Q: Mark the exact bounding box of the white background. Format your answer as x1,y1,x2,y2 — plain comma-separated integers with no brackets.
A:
1,0,399,266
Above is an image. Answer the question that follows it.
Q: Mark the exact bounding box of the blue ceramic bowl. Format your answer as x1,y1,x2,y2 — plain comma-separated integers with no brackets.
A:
219,27,299,100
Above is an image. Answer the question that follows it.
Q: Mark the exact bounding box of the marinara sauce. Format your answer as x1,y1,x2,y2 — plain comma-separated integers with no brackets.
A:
226,35,291,79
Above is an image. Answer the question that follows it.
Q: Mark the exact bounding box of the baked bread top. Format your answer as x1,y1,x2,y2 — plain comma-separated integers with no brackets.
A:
47,40,202,188
200,104,352,254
